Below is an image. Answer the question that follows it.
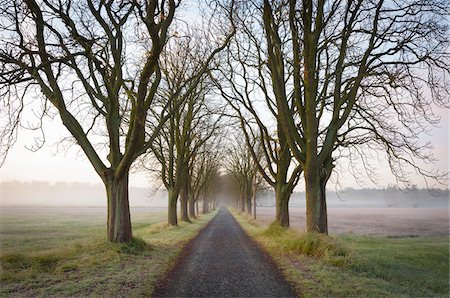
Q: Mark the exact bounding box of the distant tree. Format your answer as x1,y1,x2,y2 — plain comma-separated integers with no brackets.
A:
200,160,222,213
225,135,266,214
0,0,179,243
188,137,223,218
232,0,449,234
212,5,303,226
146,23,233,225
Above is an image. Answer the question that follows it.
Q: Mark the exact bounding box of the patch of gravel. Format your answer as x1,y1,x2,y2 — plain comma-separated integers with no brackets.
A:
153,207,297,297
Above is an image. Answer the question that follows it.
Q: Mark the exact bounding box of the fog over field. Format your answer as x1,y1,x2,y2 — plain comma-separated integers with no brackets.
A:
260,187,449,209
0,181,448,208
0,181,447,238
0,181,167,207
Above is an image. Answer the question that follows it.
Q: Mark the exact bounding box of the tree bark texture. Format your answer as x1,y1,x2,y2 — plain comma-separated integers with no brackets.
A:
196,200,199,216
105,172,132,243
252,181,256,220
189,196,197,219
179,184,191,222
305,166,328,234
203,199,209,214
274,183,292,227
168,188,178,226
240,192,246,212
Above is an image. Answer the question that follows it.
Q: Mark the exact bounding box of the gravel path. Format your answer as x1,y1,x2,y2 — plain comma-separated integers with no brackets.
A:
153,207,297,297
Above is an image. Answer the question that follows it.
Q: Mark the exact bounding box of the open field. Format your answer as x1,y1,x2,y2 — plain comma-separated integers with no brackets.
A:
0,206,217,297
233,209,450,297
1,205,448,297
256,207,449,236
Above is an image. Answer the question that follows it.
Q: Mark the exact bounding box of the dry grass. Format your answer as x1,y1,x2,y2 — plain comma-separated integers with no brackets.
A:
232,209,449,297
0,207,218,297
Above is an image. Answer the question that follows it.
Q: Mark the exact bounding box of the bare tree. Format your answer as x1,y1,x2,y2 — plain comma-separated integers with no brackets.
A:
225,134,266,215
188,136,223,218
147,24,232,225
212,3,303,226
0,0,180,242
201,164,222,213
259,0,449,233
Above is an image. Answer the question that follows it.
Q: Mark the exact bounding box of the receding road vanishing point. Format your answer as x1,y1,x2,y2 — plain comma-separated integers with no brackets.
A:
153,207,297,297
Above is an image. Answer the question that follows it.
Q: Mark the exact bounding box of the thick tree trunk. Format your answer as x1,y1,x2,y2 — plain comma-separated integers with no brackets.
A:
179,176,191,222
252,188,256,220
168,188,178,226
305,167,328,234
179,187,191,222
272,120,295,227
246,195,252,214
203,199,209,213
274,184,291,227
240,193,245,212
105,173,132,243
196,200,199,216
188,196,196,219
252,175,257,219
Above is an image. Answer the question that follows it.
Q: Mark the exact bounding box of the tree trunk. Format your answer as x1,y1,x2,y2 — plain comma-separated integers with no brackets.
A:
274,183,292,227
105,173,132,243
179,184,191,222
195,200,199,216
168,188,178,226
240,192,245,212
305,166,328,234
246,195,252,214
203,199,209,213
252,181,257,220
188,196,196,219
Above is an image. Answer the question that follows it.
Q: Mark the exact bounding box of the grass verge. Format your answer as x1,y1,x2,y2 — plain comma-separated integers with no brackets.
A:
0,209,218,297
231,210,449,298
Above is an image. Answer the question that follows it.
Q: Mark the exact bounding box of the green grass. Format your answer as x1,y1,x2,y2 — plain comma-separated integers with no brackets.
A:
0,207,217,297
232,210,450,298
261,223,349,265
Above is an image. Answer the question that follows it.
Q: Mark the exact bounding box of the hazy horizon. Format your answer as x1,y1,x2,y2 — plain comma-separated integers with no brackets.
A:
1,180,447,208
0,107,447,191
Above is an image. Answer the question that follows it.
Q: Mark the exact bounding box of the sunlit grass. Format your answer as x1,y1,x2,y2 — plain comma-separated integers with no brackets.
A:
0,207,218,296
261,223,349,265
232,209,449,297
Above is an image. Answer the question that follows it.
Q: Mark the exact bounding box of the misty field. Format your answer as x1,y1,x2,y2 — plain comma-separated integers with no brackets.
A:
0,207,217,297
0,206,449,297
257,207,449,236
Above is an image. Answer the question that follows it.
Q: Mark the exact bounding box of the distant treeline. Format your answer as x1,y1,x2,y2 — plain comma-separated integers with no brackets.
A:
0,181,448,208
0,181,167,207
258,186,449,208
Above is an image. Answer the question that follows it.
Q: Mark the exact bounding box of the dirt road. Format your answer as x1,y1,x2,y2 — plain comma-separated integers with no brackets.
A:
153,207,296,297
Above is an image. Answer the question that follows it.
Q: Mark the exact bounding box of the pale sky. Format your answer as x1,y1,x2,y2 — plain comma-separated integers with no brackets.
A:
0,107,448,190
0,2,448,191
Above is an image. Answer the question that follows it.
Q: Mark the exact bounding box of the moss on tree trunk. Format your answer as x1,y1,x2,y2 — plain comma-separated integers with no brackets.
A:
188,196,196,219
105,173,132,243
168,188,178,226
275,184,292,227
305,166,328,234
